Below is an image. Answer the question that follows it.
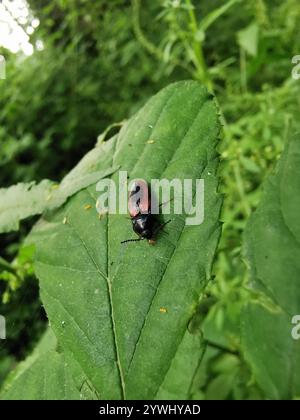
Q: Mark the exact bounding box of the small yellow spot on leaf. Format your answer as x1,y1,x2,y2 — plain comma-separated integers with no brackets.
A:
146,140,155,144
84,204,92,211
159,307,167,314
63,217,68,225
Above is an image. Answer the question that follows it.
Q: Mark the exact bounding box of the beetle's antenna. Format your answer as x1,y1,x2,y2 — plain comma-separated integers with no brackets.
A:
159,198,174,209
121,238,143,244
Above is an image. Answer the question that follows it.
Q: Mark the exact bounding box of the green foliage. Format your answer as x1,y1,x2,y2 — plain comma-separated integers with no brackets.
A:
241,134,300,400
1,0,300,400
0,181,54,234
237,22,259,57
1,329,80,400
0,273,46,377
2,81,221,399
0,167,119,234
0,245,35,303
0,1,177,187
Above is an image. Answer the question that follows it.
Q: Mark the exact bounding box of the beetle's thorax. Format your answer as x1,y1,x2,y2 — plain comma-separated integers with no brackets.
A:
131,214,153,239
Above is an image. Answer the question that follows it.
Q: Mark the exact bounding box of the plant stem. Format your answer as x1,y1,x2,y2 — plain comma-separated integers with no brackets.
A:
240,47,248,94
131,0,194,76
233,160,251,217
0,257,16,276
185,0,213,90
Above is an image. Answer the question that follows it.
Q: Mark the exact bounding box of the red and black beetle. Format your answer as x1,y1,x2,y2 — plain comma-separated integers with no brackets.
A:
121,180,170,245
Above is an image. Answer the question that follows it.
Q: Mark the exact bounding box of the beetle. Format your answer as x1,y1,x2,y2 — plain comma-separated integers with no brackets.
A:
121,180,170,244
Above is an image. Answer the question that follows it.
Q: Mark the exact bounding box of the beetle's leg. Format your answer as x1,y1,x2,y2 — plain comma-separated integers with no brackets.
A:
121,237,144,245
153,219,171,237
148,220,171,245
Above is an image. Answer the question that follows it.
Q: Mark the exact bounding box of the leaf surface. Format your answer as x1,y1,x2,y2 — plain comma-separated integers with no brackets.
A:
242,134,300,400
27,81,222,399
0,167,118,234
0,330,80,400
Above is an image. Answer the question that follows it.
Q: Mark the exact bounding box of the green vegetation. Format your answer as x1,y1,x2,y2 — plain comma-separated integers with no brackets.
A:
0,0,299,400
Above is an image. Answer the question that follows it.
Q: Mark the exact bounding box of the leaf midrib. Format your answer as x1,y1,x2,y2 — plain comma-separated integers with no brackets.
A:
125,101,208,378
107,88,180,398
64,188,126,398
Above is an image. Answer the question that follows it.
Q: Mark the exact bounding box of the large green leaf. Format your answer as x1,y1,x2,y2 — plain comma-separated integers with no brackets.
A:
0,180,53,234
26,81,221,399
0,164,118,234
0,330,80,400
241,134,300,400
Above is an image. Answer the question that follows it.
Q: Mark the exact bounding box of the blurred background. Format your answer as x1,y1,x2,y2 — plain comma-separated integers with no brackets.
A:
0,0,300,398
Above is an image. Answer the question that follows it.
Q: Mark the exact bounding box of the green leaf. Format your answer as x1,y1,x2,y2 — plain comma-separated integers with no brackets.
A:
0,180,54,234
237,23,259,57
0,166,118,234
155,330,204,400
0,330,80,400
30,81,222,399
205,372,236,400
46,166,120,211
198,0,241,34
241,134,300,400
